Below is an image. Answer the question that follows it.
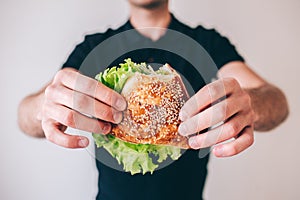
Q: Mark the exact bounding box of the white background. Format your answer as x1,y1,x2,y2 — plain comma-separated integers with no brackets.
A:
1,0,300,199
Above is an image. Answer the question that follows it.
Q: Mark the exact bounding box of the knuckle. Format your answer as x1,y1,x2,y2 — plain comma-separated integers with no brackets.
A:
245,96,253,112
98,122,111,134
192,116,204,133
190,136,202,149
229,145,239,155
249,137,254,146
64,138,77,148
248,110,256,122
97,106,111,120
41,104,51,119
245,133,254,147
207,84,218,99
228,77,239,87
44,84,56,99
56,134,77,148
243,92,251,103
204,132,217,147
251,111,256,122
75,94,89,110
85,80,95,92
54,69,66,83
214,102,227,122
226,122,238,137
202,84,209,94
64,110,75,127
45,131,55,143
188,97,198,110
101,89,114,104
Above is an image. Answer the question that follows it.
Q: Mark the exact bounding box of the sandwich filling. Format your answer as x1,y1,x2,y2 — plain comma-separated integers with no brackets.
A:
93,59,189,175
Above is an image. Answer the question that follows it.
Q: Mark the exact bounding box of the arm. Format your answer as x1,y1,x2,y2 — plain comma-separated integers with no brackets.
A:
178,61,289,157
18,85,47,138
18,68,127,148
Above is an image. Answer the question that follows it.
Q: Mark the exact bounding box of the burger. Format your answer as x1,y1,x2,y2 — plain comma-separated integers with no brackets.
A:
93,58,190,175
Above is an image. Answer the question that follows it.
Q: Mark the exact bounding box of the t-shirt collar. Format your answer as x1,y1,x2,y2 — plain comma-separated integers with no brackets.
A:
122,13,181,42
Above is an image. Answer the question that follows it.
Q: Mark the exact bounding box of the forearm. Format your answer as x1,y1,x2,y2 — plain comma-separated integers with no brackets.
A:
18,90,45,138
245,84,289,131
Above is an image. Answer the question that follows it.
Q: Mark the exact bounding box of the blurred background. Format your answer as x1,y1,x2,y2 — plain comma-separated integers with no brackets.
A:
1,0,299,199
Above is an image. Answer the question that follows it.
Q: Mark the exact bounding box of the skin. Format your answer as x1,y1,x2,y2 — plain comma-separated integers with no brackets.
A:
18,0,289,156
129,0,171,41
18,68,127,148
179,61,288,157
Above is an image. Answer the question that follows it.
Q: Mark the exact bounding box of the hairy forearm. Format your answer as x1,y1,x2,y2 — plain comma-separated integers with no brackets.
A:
246,84,289,131
18,91,45,138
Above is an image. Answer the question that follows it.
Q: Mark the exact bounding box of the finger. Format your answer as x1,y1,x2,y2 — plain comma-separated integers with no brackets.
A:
179,96,241,136
47,84,123,124
187,112,251,149
213,126,254,157
42,119,90,149
179,78,240,121
54,68,127,111
44,103,112,135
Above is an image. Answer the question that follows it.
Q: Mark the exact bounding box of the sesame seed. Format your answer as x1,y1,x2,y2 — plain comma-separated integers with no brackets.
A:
111,72,188,147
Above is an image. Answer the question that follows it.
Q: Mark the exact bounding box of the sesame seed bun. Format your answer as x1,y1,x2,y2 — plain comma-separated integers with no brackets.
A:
111,64,190,149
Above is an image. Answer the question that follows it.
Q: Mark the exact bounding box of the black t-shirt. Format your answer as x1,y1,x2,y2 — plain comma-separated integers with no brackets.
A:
62,14,244,200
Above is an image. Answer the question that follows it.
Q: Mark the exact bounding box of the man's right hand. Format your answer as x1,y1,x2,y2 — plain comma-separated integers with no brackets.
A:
38,68,127,148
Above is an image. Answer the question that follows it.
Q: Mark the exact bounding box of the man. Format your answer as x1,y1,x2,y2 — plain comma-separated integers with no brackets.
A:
18,0,289,199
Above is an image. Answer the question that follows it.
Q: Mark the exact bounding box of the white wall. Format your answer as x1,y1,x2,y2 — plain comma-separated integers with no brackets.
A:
1,0,299,199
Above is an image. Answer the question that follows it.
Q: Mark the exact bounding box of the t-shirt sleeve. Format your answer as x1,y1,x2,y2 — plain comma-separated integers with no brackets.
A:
61,36,92,70
208,29,245,69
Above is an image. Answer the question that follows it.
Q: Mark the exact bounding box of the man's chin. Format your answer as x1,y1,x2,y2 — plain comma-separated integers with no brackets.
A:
129,0,168,10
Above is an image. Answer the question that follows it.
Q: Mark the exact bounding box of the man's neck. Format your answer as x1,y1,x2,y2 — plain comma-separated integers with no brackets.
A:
129,3,171,41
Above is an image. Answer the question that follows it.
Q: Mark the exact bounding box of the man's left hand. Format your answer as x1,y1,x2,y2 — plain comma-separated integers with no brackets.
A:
178,78,255,157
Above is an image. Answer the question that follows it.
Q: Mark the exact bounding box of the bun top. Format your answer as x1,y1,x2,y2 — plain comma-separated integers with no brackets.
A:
111,64,190,149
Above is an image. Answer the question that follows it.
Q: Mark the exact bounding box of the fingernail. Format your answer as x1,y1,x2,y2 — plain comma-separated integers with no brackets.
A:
214,145,224,157
78,137,89,148
179,111,187,121
113,112,123,124
102,123,111,134
178,124,188,136
189,137,198,149
116,98,127,111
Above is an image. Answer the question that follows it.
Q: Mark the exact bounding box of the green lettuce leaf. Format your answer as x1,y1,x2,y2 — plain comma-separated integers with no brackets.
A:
95,58,157,93
93,58,182,175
